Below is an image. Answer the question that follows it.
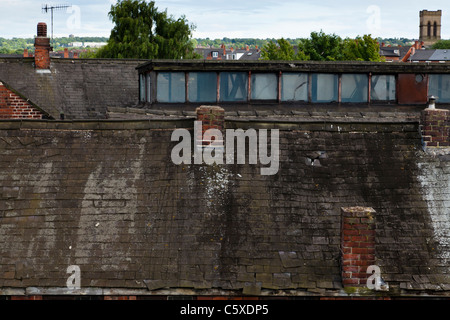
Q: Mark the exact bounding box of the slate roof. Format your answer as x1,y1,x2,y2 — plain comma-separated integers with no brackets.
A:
429,49,450,61
408,49,450,62
1,58,450,298
0,57,147,120
409,49,436,61
1,118,450,297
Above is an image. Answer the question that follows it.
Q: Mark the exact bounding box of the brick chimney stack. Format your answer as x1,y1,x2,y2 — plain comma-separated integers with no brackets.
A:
34,22,51,70
196,106,225,147
341,207,376,288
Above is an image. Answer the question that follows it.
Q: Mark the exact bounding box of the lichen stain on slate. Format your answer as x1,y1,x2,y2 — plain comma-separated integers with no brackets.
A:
417,153,450,271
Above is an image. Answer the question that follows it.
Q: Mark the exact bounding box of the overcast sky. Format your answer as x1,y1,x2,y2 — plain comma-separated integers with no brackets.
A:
0,0,448,39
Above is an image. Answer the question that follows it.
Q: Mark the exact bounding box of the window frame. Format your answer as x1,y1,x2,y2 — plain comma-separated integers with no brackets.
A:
156,72,186,103
341,73,369,103
311,73,339,103
187,72,218,103
219,71,249,102
146,70,404,106
429,74,450,103
370,74,397,103
250,72,279,101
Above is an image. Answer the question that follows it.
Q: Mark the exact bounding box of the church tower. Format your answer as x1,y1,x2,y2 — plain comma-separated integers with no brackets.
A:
419,10,442,47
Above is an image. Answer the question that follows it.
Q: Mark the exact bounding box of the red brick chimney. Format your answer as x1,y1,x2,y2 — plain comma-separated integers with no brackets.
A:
341,207,376,288
23,49,29,58
420,97,450,148
34,22,51,69
196,106,225,147
64,48,69,59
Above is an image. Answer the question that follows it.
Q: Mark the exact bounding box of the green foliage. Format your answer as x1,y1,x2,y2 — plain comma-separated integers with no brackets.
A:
96,0,200,59
78,49,98,58
261,38,309,60
299,31,345,61
343,35,384,62
432,40,450,49
0,37,108,55
0,37,33,54
260,32,383,62
196,38,277,50
377,38,414,47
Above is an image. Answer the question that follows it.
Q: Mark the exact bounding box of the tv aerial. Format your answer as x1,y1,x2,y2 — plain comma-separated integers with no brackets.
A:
42,4,72,46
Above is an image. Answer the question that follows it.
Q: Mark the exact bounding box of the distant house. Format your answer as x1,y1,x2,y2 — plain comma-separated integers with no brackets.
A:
378,41,450,63
196,44,261,60
379,44,412,62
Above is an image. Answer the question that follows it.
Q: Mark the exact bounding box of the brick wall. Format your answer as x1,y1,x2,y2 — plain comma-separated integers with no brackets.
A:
0,82,44,119
420,108,450,147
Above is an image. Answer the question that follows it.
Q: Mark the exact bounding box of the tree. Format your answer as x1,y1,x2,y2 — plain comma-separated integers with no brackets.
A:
299,31,345,61
432,40,450,49
343,34,384,62
261,38,309,60
96,0,200,59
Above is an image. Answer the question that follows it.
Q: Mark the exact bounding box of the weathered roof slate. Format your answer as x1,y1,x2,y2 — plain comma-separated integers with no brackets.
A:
1,118,450,297
0,58,147,120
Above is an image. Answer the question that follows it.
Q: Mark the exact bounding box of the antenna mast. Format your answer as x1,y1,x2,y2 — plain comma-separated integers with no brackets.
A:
42,4,72,47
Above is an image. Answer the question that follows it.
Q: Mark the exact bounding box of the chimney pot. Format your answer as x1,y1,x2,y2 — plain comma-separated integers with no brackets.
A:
37,22,47,37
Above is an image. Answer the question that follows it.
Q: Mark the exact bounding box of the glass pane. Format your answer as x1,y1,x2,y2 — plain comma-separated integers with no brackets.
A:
341,74,368,103
251,73,277,100
311,74,338,103
371,75,396,101
220,72,248,102
188,72,217,102
429,74,450,103
281,73,308,101
157,72,185,103
139,74,146,102
146,74,151,102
